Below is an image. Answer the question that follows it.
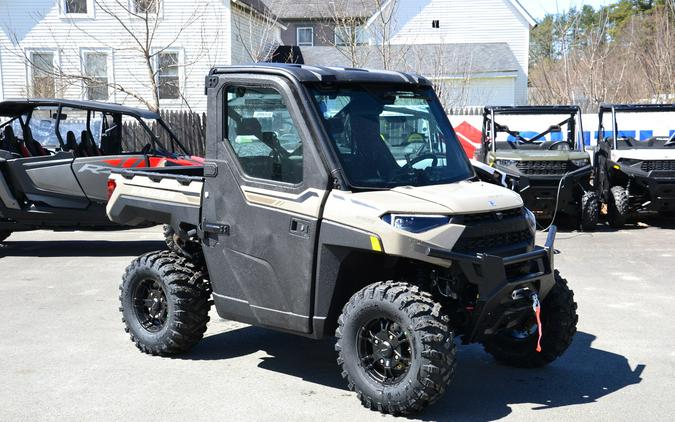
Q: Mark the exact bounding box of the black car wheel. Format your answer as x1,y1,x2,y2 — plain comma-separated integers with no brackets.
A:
119,250,211,356
482,270,578,368
579,191,599,231
336,281,455,415
608,185,630,228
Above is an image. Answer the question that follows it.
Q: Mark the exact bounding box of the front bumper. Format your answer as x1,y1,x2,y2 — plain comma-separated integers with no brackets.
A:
517,165,592,217
614,166,675,211
425,226,558,343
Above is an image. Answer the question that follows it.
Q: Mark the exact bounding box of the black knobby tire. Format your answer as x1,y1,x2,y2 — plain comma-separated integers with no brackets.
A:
0,230,11,243
482,270,578,368
119,250,211,356
607,185,630,228
335,281,456,415
579,191,599,231
163,225,189,257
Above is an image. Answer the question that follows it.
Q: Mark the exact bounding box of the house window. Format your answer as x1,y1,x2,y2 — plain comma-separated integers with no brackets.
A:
335,26,366,46
432,20,440,29
83,52,108,100
30,52,56,98
132,0,160,14
64,0,87,14
157,52,180,100
297,27,314,47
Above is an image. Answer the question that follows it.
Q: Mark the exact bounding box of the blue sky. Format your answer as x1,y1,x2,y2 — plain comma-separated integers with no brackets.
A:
517,0,615,20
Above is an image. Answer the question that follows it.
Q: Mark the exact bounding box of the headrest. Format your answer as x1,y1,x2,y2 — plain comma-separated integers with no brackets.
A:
238,118,262,137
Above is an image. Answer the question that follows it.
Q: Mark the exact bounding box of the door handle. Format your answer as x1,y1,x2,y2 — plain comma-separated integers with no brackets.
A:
202,221,230,235
289,218,310,237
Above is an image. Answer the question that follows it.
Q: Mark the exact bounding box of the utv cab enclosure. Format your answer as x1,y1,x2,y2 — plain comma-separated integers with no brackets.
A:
107,64,578,416
0,99,201,242
478,105,598,230
594,103,675,226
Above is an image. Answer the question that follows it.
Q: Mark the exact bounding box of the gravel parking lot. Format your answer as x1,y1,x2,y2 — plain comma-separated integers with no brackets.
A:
1,221,674,422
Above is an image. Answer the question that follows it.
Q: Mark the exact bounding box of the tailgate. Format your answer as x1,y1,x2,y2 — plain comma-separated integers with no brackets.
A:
106,171,203,228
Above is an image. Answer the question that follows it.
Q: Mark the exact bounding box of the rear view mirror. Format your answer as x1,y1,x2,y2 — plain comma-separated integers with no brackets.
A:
53,113,67,120
549,125,562,132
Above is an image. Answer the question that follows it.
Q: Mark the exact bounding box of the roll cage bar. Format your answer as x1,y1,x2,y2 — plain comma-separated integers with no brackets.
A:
482,105,585,153
597,103,675,150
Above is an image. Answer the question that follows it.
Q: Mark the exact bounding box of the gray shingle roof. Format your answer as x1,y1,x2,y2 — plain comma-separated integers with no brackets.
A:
261,0,379,19
299,43,520,77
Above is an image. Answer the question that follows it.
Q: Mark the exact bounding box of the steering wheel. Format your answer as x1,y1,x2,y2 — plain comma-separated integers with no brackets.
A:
402,153,441,170
548,141,570,150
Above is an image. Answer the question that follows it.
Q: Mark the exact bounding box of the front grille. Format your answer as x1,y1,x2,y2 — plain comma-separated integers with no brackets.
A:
453,207,534,256
454,228,533,253
641,160,675,172
516,160,569,176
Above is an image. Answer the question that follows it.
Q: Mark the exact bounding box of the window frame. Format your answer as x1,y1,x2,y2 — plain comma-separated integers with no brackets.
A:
221,81,307,188
129,0,162,16
153,49,183,103
80,48,112,101
296,27,314,47
26,49,59,98
60,0,95,18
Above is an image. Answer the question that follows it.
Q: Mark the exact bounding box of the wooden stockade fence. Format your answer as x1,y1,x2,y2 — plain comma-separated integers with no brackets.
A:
122,111,206,157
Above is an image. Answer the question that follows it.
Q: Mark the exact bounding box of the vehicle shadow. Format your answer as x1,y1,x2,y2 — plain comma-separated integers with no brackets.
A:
0,240,164,258
182,328,643,420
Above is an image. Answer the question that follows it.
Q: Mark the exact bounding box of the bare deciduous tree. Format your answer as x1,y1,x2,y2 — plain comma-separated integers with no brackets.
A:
231,0,283,63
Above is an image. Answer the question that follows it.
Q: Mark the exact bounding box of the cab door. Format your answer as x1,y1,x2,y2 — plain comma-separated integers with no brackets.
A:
200,75,329,334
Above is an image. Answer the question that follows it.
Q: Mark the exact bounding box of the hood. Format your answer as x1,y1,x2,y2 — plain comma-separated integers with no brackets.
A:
324,181,523,219
492,150,590,161
612,149,675,161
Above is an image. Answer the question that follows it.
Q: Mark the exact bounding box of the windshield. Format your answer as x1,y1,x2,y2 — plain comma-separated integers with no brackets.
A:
310,84,473,189
487,113,580,152
601,110,675,149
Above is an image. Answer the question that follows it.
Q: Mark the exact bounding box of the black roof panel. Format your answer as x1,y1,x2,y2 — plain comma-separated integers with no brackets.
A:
0,98,160,119
209,63,432,86
599,103,675,113
484,105,580,115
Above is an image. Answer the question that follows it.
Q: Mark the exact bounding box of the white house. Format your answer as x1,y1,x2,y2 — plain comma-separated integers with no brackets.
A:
382,0,535,106
0,0,280,112
275,0,535,107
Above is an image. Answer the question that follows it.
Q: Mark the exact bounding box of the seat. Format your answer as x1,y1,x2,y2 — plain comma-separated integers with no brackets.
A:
79,131,101,157
2,126,21,155
23,126,48,156
64,131,79,155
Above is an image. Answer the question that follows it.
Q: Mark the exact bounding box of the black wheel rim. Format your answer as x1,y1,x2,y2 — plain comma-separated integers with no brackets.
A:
357,318,413,384
132,278,168,333
508,316,538,340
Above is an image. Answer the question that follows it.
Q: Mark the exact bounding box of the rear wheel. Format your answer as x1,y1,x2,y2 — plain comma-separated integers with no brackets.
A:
579,191,599,231
608,185,630,228
119,250,211,356
163,224,200,257
482,270,578,368
0,230,11,242
335,281,455,415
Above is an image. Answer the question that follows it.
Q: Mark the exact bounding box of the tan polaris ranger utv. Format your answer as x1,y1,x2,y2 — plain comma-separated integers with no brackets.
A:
106,64,578,416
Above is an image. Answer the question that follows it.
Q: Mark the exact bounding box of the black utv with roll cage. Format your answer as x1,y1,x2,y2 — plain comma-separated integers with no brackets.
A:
477,105,598,230
594,103,675,227
0,99,199,243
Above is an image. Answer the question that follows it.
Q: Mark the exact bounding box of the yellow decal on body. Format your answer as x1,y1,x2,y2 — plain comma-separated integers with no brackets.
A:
370,236,382,252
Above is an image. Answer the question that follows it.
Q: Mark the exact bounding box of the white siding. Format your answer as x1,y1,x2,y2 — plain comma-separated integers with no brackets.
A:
230,4,282,64
384,0,531,105
0,0,233,112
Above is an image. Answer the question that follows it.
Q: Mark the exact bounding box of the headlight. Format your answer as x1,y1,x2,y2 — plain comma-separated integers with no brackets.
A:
571,159,590,167
381,214,450,233
524,208,537,233
495,159,518,167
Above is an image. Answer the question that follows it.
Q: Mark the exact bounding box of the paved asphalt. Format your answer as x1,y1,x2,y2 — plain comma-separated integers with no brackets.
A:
0,220,673,422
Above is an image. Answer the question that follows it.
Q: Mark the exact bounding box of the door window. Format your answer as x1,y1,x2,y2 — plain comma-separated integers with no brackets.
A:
225,86,303,184
28,107,60,147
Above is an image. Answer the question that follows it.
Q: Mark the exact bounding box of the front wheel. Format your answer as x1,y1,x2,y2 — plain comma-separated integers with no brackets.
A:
335,281,456,415
579,191,599,231
607,185,630,228
119,250,211,356
482,270,578,368
0,230,11,243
